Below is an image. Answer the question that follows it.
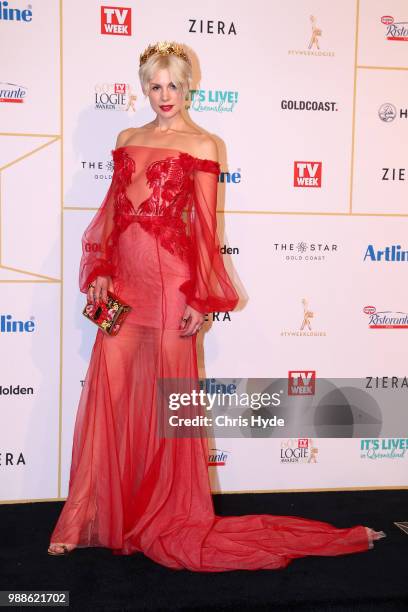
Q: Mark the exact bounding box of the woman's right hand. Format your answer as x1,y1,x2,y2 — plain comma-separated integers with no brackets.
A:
87,276,113,304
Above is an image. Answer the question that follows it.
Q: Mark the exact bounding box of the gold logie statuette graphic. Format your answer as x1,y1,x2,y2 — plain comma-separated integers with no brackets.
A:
288,14,334,57
309,15,322,50
280,299,327,337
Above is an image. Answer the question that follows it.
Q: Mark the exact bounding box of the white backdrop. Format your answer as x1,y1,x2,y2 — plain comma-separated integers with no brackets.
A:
1,0,408,503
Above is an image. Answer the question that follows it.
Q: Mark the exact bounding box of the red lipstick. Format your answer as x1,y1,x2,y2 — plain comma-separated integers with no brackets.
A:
160,105,174,112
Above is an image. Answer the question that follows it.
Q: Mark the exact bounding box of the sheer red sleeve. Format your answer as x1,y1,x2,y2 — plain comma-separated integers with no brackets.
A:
181,159,239,314
78,148,135,293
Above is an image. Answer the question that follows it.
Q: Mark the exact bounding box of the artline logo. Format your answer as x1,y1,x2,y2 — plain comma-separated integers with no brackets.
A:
0,315,35,332
208,448,229,466
187,89,239,113
100,6,131,36
281,298,327,337
94,83,137,111
0,82,27,103
288,371,316,395
219,168,241,184
0,451,26,466
281,99,338,112
360,438,407,460
81,158,114,182
381,16,408,41
294,161,322,187
280,438,319,463
288,14,334,57
0,1,32,22
273,241,338,262
364,244,408,262
188,19,237,35
363,305,408,329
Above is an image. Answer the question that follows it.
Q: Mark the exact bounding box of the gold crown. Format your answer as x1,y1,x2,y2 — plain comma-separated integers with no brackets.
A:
139,41,191,67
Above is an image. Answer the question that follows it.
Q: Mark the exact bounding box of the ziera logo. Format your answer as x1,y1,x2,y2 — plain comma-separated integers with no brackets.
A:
0,1,32,22
294,161,322,187
288,371,316,395
0,314,35,332
100,6,131,36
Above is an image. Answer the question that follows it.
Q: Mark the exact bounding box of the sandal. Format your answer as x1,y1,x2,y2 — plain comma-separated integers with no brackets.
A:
47,543,75,556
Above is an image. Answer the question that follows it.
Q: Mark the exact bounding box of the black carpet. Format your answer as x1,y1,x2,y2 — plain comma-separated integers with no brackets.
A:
1,490,407,611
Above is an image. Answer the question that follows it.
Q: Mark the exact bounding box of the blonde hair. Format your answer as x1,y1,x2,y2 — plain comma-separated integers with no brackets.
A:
139,53,192,95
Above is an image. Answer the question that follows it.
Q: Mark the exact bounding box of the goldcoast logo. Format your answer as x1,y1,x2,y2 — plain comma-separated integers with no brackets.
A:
0,314,35,333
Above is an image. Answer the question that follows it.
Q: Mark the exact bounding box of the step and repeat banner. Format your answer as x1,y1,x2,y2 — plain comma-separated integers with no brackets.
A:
1,0,408,502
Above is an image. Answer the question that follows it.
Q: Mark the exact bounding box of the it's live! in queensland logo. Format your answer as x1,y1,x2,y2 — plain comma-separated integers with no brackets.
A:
101,6,131,35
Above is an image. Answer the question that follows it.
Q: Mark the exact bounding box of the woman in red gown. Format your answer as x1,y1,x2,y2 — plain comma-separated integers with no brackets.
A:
48,42,385,569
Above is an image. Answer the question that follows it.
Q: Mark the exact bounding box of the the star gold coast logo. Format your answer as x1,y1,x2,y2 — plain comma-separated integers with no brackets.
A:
288,15,335,57
281,298,327,337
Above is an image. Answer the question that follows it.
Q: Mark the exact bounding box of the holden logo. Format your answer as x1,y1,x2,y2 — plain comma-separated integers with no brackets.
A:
378,103,396,122
381,15,394,25
363,305,376,315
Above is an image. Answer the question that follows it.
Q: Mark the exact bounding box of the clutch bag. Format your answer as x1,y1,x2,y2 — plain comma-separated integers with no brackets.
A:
82,290,132,336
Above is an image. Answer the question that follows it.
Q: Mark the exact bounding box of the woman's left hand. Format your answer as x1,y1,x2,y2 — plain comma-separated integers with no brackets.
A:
179,305,205,337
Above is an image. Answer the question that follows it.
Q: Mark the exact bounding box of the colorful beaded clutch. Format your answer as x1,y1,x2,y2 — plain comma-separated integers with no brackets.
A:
82,290,132,336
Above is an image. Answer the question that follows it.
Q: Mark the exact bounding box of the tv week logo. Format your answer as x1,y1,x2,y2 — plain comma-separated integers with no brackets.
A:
101,6,131,35
294,161,322,187
288,371,316,395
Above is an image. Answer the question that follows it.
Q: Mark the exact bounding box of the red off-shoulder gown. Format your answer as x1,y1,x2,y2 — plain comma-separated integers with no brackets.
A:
50,144,382,570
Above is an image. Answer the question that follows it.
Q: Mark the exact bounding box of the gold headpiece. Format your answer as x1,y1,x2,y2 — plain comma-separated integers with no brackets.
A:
139,41,191,67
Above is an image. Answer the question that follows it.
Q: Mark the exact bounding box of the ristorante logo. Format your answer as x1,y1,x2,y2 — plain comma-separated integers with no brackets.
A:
363,305,408,329
288,14,334,57
274,242,338,262
188,19,237,35
0,315,35,332
0,1,32,22
381,15,408,41
100,6,131,35
280,438,319,464
208,448,229,466
186,89,239,113
364,244,408,262
94,83,136,111
0,82,27,103
282,99,338,112
294,161,322,187
81,159,114,181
